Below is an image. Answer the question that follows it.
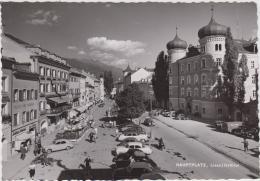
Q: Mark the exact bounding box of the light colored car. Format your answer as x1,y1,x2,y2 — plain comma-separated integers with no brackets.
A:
115,142,152,155
45,139,74,153
118,132,148,142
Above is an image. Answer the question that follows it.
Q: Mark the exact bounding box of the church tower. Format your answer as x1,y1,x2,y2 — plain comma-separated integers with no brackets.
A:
198,6,228,67
167,27,188,63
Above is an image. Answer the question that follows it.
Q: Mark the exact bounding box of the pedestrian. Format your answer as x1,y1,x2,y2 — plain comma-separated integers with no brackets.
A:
29,163,36,179
20,144,26,160
41,148,48,167
115,128,119,137
34,144,38,156
243,138,249,152
84,155,92,177
94,127,98,139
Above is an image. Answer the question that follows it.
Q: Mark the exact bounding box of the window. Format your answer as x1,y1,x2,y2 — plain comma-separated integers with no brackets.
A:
40,67,44,76
181,88,185,96
26,112,30,122
61,72,64,79
187,88,192,97
46,68,50,77
30,110,34,120
27,90,30,100
215,44,218,51
252,75,256,84
19,90,23,101
216,58,222,67
2,76,7,92
194,74,199,84
14,89,19,101
23,89,27,100
218,108,222,115
34,110,37,119
35,90,38,99
202,108,206,114
181,64,185,72
253,90,256,98
194,88,199,97
201,59,206,68
201,88,206,98
40,84,44,93
169,77,173,85
187,75,191,84
195,105,199,112
169,67,172,73
201,74,206,84
13,113,19,126
31,90,34,99
22,112,26,124
195,62,198,70
181,76,185,85
187,63,191,72
219,44,222,51
40,101,44,111
57,70,60,78
251,61,255,69
2,104,7,115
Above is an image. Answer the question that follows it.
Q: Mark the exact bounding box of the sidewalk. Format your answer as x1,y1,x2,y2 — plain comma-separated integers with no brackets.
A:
2,127,61,180
155,115,259,175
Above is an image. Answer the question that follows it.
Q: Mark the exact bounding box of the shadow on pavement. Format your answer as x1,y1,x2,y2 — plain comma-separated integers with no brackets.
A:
225,146,244,152
57,168,113,180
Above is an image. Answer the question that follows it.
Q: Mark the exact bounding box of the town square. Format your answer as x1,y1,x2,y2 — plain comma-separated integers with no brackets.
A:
1,1,259,180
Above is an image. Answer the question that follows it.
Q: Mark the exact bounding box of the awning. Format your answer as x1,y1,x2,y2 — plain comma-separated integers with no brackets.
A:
47,96,71,104
75,106,86,113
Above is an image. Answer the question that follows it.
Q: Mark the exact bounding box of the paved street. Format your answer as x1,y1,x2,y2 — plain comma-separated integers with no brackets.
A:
145,118,259,179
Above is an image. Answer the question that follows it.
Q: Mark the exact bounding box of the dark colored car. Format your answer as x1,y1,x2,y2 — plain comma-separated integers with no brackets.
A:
177,113,185,120
143,118,154,127
215,120,225,131
112,162,154,180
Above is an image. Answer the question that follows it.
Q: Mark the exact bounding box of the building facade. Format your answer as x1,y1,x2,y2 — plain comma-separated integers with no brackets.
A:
2,57,39,157
168,12,258,121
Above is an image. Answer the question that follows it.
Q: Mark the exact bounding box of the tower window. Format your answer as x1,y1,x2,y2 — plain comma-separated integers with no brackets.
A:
251,61,255,69
215,44,218,51
219,44,222,51
216,58,222,66
253,90,256,98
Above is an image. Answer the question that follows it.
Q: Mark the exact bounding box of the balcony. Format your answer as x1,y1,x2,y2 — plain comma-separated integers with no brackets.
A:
2,114,11,124
2,92,10,102
72,93,81,99
40,109,47,115
46,104,72,115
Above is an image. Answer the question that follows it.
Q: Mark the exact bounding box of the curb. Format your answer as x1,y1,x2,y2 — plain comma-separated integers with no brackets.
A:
153,116,259,175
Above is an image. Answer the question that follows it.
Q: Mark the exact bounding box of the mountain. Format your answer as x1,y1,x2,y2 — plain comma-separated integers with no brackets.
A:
65,58,123,80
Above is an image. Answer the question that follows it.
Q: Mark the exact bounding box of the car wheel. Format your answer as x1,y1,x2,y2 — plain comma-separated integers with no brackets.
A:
66,146,71,150
47,149,52,154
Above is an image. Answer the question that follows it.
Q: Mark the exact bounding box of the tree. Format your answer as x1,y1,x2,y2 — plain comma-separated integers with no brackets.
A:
220,27,238,117
104,71,114,95
233,54,249,113
115,83,145,120
152,51,169,109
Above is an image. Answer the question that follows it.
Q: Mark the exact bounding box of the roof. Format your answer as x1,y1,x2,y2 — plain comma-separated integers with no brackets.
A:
47,96,71,104
123,65,132,72
127,142,142,146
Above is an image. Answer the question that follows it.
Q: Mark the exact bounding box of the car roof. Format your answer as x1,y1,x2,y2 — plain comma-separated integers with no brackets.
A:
129,162,153,169
55,139,67,142
128,142,142,146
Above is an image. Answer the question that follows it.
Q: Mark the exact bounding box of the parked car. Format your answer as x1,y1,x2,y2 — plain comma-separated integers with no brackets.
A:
143,117,154,126
117,132,148,142
177,113,185,120
45,139,74,153
115,142,152,155
215,120,225,131
222,122,243,133
117,137,139,147
170,111,176,119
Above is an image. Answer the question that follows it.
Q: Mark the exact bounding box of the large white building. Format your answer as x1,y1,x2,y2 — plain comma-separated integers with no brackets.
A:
168,10,258,122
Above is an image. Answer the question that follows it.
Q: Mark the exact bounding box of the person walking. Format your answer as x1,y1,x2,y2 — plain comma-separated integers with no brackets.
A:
84,155,92,178
94,127,98,140
41,148,48,167
243,138,249,152
33,143,38,156
28,163,36,179
20,144,26,160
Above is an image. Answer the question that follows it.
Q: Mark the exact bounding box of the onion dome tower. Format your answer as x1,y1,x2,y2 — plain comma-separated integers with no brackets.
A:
198,6,228,65
167,27,187,63
123,64,132,77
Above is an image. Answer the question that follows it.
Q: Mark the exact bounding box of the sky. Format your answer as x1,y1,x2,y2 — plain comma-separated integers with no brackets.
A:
2,2,257,69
